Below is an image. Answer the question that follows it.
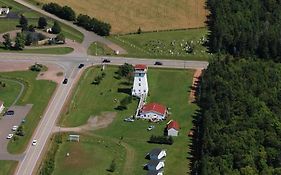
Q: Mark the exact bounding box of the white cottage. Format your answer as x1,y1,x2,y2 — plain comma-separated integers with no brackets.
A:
147,159,165,171
147,148,167,160
0,8,9,15
132,64,149,98
138,103,167,122
0,101,4,113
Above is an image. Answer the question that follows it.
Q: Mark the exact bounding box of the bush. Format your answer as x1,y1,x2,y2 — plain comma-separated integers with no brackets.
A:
148,135,173,145
38,17,47,29
30,63,44,72
42,3,76,21
51,21,61,34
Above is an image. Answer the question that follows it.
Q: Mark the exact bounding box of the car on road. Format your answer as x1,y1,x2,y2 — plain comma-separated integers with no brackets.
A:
6,134,13,139
78,63,85,68
102,59,111,63
154,61,163,65
63,78,68,84
147,125,155,131
32,139,37,146
5,110,14,115
124,117,135,122
12,125,18,131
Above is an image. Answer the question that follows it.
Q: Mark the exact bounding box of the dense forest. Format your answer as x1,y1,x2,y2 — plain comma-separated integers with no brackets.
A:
207,0,281,60
195,58,281,175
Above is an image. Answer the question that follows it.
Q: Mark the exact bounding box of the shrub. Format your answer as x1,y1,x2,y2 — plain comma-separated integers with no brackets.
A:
148,135,174,145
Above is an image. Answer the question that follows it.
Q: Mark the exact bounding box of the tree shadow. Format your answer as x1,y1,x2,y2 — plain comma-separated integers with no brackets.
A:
117,88,131,95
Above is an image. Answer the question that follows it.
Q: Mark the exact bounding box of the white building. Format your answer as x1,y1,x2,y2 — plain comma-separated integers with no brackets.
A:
132,64,149,98
166,121,180,136
0,8,9,15
147,148,167,160
138,103,167,122
0,101,4,114
147,159,165,171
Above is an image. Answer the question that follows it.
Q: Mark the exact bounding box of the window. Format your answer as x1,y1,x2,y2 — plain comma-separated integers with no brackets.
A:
139,78,141,81
139,73,141,76
139,83,141,86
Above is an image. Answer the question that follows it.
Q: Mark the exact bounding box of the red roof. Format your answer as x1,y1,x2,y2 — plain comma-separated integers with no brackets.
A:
134,64,147,70
167,121,180,130
141,103,166,115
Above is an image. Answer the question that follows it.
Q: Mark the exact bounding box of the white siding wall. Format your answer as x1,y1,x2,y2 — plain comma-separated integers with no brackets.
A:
168,128,178,136
132,70,148,98
138,112,165,120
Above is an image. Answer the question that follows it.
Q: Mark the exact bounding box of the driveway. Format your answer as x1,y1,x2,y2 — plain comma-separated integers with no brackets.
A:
0,104,33,161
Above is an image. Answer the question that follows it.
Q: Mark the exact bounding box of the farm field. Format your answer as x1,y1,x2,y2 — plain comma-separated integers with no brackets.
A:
0,71,56,154
0,161,17,175
0,79,22,107
33,0,207,34
0,46,74,55
0,0,83,42
108,28,209,60
52,66,197,175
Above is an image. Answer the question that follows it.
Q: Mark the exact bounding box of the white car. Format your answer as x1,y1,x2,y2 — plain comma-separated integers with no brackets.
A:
147,125,155,131
32,139,37,146
6,134,13,139
12,125,18,131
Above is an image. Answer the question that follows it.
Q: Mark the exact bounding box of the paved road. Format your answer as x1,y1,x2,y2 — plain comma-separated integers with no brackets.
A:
14,0,127,55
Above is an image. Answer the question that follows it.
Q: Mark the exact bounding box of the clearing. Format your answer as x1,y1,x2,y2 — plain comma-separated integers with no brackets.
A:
33,0,207,34
51,66,197,175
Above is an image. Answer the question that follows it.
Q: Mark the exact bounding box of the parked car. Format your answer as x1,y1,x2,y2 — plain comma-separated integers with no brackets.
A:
32,139,37,146
102,59,111,63
154,61,163,65
147,125,155,131
6,134,13,139
124,117,135,122
78,63,85,68
12,125,18,131
63,78,68,84
5,110,14,115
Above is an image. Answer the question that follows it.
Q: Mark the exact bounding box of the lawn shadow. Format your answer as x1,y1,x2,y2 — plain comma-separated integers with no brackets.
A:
117,88,131,95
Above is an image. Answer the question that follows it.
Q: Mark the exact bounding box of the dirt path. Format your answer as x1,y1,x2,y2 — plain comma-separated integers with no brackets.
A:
189,69,203,103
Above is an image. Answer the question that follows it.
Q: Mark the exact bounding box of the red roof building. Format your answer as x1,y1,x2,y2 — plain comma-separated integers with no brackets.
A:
134,64,147,70
141,103,166,115
166,121,180,136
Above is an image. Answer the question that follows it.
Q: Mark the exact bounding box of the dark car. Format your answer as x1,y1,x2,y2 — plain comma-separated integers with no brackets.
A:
154,61,163,65
63,78,68,84
102,59,111,63
5,110,14,115
78,64,85,69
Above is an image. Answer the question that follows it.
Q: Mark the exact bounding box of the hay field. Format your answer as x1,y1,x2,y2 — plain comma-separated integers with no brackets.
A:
36,0,207,34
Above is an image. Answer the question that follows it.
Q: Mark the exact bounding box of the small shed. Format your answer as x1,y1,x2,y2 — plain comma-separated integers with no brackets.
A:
147,159,165,171
147,148,166,160
166,121,180,136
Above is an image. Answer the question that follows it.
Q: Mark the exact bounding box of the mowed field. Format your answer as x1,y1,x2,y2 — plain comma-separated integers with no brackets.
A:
36,0,207,33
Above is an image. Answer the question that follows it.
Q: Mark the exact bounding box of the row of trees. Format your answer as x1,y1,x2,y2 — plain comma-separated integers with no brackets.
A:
194,57,281,175
41,2,111,36
42,3,76,21
207,0,281,60
148,135,173,145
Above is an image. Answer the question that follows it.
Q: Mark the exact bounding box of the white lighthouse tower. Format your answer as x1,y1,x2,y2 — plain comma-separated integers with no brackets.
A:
132,64,149,98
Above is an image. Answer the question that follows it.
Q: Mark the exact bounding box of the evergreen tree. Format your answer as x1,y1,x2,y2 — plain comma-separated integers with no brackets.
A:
51,21,61,34
38,17,47,29
2,33,12,49
14,32,25,50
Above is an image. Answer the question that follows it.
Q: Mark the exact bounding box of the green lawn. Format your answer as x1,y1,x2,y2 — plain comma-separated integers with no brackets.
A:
0,0,84,42
108,28,209,60
0,79,22,107
52,134,126,175
0,161,17,175
87,42,115,56
0,47,74,55
56,66,196,174
0,71,56,154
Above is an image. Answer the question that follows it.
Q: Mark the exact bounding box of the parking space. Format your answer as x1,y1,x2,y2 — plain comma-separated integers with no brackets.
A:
0,104,32,158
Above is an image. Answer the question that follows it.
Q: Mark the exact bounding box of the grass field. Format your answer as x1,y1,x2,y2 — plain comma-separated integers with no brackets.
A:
56,66,196,174
0,71,56,154
87,42,115,56
0,0,83,42
108,28,209,60
34,0,207,34
0,79,22,107
0,161,17,175
0,46,74,55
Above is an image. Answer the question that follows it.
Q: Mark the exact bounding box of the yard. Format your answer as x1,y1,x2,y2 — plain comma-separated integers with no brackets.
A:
33,0,207,34
0,46,74,55
108,28,209,60
0,160,17,175
0,0,83,42
54,66,197,174
0,71,56,154
0,79,22,107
